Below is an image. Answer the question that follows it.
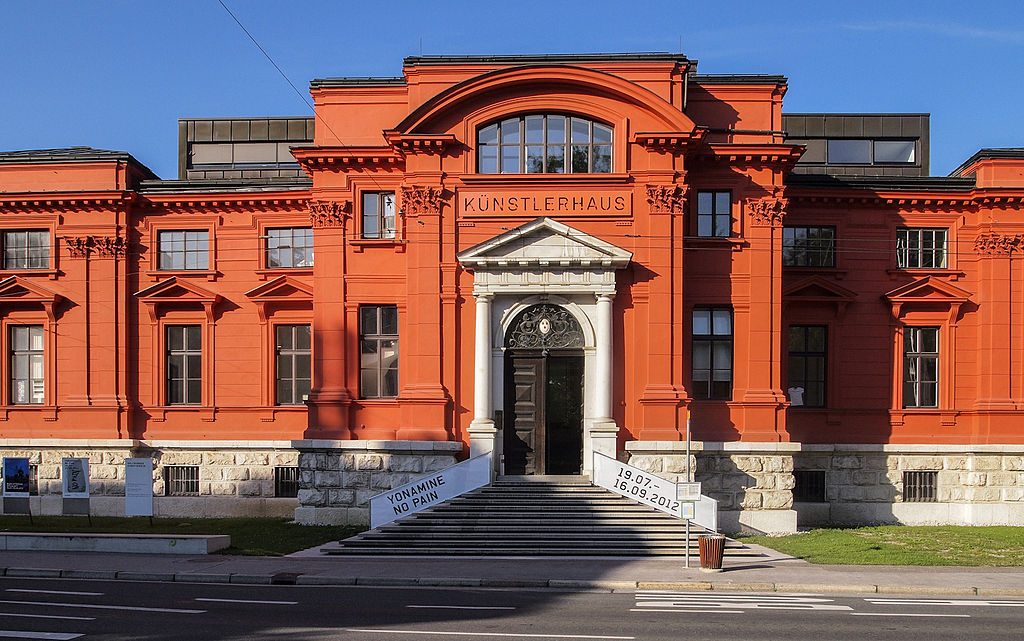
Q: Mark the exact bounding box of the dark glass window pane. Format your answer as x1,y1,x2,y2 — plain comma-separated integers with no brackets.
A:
478,124,498,144
295,325,311,349
546,146,564,173
187,380,202,404
571,118,590,143
547,116,565,143
526,146,544,173
828,139,871,163
571,145,589,172
186,326,201,350
360,307,377,335
593,145,612,172
525,116,543,143
593,123,612,143
500,118,520,143
381,306,398,335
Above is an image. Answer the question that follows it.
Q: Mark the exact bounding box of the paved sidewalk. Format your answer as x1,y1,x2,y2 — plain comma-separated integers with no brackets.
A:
2,543,1023,596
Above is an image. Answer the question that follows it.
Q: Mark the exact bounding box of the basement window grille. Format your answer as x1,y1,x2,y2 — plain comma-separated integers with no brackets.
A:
165,465,200,496
902,470,937,502
792,470,826,503
28,464,38,495
274,466,299,498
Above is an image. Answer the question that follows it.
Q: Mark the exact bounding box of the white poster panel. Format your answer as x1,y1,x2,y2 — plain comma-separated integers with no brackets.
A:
61,458,90,499
2,457,31,497
125,458,154,517
593,452,684,519
370,454,491,529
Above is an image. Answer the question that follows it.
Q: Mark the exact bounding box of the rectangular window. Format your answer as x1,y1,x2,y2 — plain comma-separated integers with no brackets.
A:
903,470,937,502
276,325,311,405
691,308,732,400
362,192,396,239
359,305,399,399
874,140,916,163
166,325,202,405
158,230,209,270
788,326,827,408
782,226,836,267
827,139,871,164
903,327,938,408
697,191,731,237
164,465,200,496
265,228,313,268
274,466,299,498
896,228,947,269
10,325,44,405
793,470,826,503
3,230,49,270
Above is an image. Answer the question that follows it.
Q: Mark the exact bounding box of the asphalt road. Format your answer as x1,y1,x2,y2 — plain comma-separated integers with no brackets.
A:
0,576,1022,640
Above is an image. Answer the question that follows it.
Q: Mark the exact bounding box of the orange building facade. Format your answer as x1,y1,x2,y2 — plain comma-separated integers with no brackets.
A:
2,53,1024,532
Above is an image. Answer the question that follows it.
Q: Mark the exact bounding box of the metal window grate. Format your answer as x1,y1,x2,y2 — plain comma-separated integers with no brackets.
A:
793,470,826,503
165,465,199,496
903,470,937,502
274,466,299,498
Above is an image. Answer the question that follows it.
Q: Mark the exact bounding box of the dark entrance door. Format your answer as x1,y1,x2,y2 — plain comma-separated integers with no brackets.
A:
503,351,584,475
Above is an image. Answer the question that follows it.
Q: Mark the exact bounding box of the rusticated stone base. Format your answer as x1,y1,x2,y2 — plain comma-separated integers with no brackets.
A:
291,440,463,525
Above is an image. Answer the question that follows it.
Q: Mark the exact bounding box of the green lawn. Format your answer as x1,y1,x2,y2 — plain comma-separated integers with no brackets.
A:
0,516,364,556
740,526,1024,566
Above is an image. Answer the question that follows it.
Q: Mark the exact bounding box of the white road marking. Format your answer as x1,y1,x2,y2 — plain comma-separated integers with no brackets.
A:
866,598,1024,608
5,590,103,597
0,632,83,640
634,592,852,612
631,608,744,614
0,613,94,621
406,605,516,611
0,599,205,614
852,613,970,618
195,598,298,605
347,629,634,639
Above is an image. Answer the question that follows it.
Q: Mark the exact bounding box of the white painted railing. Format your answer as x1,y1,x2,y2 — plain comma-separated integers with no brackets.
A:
592,452,718,531
369,453,492,529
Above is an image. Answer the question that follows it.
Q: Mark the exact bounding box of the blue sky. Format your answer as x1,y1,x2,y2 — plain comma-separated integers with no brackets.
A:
2,0,1022,179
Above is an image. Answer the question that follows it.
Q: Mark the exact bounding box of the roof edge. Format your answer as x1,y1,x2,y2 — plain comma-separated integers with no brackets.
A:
950,148,1024,177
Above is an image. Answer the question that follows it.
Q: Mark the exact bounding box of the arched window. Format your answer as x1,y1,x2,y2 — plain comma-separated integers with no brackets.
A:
478,115,612,174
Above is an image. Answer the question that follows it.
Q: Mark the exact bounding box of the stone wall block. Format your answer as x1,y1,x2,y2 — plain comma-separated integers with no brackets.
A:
885,470,903,485
795,454,831,470
314,470,341,487
238,452,269,466
390,456,424,473
987,472,1017,487
204,452,235,465
970,456,1001,471
325,454,342,470
740,491,763,509
91,465,118,480
249,467,274,481
965,487,1001,502
711,492,735,510
861,455,888,470
863,486,892,501
270,452,298,466
832,455,862,469
37,464,59,480
753,474,776,490
763,457,793,473
210,482,236,496
102,452,129,465
342,454,358,471
839,486,866,501
162,452,203,465
721,474,749,491
663,455,695,474
354,489,375,507
299,470,315,486
732,456,763,473
342,471,369,488
152,480,165,495
694,473,722,490
369,474,394,490
1002,456,1024,471
629,455,664,473
236,481,263,497
778,474,795,490
297,488,326,506
886,457,900,470
199,481,212,495
356,454,384,471
328,489,356,506
943,456,968,470
762,491,793,509
423,456,456,472
965,472,987,487
221,467,250,481
902,456,942,471
853,471,877,486
1002,487,1024,502
946,487,966,502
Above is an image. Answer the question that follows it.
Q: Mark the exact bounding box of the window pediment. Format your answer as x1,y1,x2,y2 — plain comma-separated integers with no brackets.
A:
884,276,972,322
244,275,313,322
135,277,222,322
0,276,63,321
458,217,631,269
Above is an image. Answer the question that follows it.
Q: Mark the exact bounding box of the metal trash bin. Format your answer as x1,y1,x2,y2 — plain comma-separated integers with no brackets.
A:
697,534,725,572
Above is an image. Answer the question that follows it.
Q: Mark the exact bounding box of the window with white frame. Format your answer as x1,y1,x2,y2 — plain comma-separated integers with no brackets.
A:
158,230,209,270
265,227,313,268
896,228,947,269
166,325,202,405
359,305,398,399
697,191,731,237
10,325,44,405
361,192,396,239
276,324,311,405
477,114,612,174
3,230,49,270
903,326,938,408
692,307,732,400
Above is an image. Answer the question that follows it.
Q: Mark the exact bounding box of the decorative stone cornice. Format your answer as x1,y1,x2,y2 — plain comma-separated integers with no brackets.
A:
401,186,447,216
308,199,350,228
749,196,788,227
974,232,1024,255
645,184,688,213
63,235,126,258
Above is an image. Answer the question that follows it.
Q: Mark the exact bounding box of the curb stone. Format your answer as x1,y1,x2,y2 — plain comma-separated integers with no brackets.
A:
229,574,273,585
61,570,118,580
5,567,62,578
174,573,233,584
876,584,978,596
116,572,176,582
774,582,878,594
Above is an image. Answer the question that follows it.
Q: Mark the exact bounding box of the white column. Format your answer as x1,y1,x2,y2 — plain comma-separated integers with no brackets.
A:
589,292,618,470
468,293,497,470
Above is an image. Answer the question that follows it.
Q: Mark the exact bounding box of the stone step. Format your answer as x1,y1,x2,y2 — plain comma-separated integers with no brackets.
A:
322,545,717,557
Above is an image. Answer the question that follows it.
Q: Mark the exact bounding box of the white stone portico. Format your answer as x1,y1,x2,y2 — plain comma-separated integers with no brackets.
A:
457,217,632,475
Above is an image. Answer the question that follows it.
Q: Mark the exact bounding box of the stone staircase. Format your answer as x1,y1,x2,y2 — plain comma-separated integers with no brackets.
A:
322,476,759,557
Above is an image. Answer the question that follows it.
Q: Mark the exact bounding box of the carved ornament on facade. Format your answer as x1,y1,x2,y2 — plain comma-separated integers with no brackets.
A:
64,235,126,258
401,186,447,216
974,232,1024,255
644,184,688,213
748,196,789,227
308,199,349,228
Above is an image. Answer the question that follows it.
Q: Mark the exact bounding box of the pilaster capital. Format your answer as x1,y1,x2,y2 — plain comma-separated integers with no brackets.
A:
63,235,126,258
974,232,1023,255
645,184,688,213
401,185,447,216
748,194,788,227
308,199,350,228
64,236,91,258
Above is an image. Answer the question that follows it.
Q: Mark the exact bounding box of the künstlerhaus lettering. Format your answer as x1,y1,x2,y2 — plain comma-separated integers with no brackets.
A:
460,190,631,216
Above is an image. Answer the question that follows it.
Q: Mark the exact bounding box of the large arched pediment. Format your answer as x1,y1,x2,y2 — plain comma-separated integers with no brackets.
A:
391,65,700,136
